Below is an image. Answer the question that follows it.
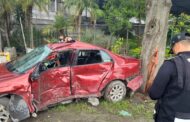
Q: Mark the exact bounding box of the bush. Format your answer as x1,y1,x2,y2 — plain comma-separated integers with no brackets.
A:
128,47,141,58
81,29,116,49
111,38,125,54
127,38,141,58
82,29,142,58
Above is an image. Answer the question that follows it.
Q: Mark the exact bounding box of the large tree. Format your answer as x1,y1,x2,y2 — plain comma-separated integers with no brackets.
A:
103,0,145,49
104,0,145,35
142,0,172,91
64,0,99,40
17,0,50,48
0,0,16,47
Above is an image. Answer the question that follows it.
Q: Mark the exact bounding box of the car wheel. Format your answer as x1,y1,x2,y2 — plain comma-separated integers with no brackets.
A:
104,80,127,102
0,97,10,122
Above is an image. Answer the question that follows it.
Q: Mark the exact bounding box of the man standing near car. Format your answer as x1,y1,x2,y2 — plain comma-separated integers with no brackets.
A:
146,32,190,122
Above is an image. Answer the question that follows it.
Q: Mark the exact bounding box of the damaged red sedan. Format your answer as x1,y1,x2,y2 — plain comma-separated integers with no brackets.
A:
0,41,142,121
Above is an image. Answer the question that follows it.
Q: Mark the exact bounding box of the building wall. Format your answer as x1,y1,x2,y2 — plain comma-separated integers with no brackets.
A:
31,0,93,30
32,0,58,28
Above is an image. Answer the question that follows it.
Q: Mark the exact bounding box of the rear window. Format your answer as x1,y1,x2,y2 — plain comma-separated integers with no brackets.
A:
76,50,102,65
100,51,112,62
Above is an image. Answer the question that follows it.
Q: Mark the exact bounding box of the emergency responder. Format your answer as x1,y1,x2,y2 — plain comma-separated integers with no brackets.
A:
146,32,190,122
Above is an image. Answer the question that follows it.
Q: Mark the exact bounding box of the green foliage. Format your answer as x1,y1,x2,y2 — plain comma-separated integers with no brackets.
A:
100,99,154,119
54,15,69,30
111,38,125,54
129,47,141,58
53,101,97,114
16,0,50,12
64,0,99,23
52,99,153,120
169,13,190,35
128,39,141,58
82,29,141,58
81,29,116,48
15,5,25,23
165,47,173,59
11,27,45,50
103,0,145,35
90,8,104,21
42,15,70,35
0,0,16,15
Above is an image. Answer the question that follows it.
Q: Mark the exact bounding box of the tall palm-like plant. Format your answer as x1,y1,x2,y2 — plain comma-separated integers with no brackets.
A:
42,15,70,36
16,0,50,48
0,0,17,47
64,0,99,40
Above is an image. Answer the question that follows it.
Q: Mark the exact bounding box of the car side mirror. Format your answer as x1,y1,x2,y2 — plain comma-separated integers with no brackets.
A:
39,63,48,72
30,63,42,82
30,72,40,81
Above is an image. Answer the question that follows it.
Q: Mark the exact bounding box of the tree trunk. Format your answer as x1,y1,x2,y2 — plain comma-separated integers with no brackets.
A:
78,15,82,41
25,5,33,48
137,6,142,42
30,23,34,48
0,33,2,52
107,33,113,50
125,29,129,56
93,19,96,44
20,17,27,53
141,0,172,89
4,12,11,47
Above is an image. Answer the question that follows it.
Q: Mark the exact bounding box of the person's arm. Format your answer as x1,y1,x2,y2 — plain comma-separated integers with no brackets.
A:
148,61,174,100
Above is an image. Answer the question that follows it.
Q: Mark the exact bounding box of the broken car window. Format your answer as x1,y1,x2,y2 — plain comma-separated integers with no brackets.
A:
39,50,72,73
58,50,71,66
77,50,102,65
7,46,52,73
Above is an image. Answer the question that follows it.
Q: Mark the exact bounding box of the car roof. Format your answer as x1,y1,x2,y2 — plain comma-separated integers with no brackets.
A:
47,41,103,51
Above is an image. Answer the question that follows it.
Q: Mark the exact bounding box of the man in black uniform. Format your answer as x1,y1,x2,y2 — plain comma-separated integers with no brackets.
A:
148,32,190,122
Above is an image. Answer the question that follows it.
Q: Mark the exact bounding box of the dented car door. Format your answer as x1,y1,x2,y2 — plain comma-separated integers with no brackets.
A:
31,50,72,108
71,50,113,95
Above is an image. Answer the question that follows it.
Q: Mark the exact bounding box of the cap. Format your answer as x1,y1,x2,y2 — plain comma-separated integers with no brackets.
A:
169,32,190,54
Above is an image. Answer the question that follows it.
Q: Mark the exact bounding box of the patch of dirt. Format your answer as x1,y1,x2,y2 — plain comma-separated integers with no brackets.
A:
22,93,154,122
24,110,152,122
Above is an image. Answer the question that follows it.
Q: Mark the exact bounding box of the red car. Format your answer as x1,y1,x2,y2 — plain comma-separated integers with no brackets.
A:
0,41,142,121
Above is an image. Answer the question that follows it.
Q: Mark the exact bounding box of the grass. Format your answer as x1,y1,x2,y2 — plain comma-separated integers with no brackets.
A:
53,101,98,114
52,94,154,120
100,99,154,119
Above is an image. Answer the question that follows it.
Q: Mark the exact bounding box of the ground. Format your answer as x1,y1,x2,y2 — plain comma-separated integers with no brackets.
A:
23,93,154,122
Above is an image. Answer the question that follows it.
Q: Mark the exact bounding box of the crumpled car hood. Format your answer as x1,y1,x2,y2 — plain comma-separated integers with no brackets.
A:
0,73,18,82
0,64,18,82
0,63,30,95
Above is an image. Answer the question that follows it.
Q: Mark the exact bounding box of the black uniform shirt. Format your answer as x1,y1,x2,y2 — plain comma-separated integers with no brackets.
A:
148,52,190,122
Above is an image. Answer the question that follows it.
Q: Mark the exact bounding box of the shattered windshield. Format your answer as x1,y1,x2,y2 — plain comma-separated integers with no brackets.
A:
7,46,52,73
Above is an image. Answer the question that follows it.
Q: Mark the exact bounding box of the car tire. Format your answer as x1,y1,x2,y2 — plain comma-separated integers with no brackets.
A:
0,97,10,122
104,80,127,102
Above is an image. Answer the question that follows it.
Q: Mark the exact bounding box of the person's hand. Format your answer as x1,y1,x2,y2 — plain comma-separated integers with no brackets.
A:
144,48,159,93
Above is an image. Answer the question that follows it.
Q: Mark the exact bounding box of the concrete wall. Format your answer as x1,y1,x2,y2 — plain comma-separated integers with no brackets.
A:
32,0,58,27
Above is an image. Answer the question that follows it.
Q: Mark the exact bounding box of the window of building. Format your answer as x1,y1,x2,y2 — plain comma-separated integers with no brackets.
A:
48,0,56,12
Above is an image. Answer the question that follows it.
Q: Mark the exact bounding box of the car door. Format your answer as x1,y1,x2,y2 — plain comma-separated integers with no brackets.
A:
71,50,113,95
31,50,72,107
